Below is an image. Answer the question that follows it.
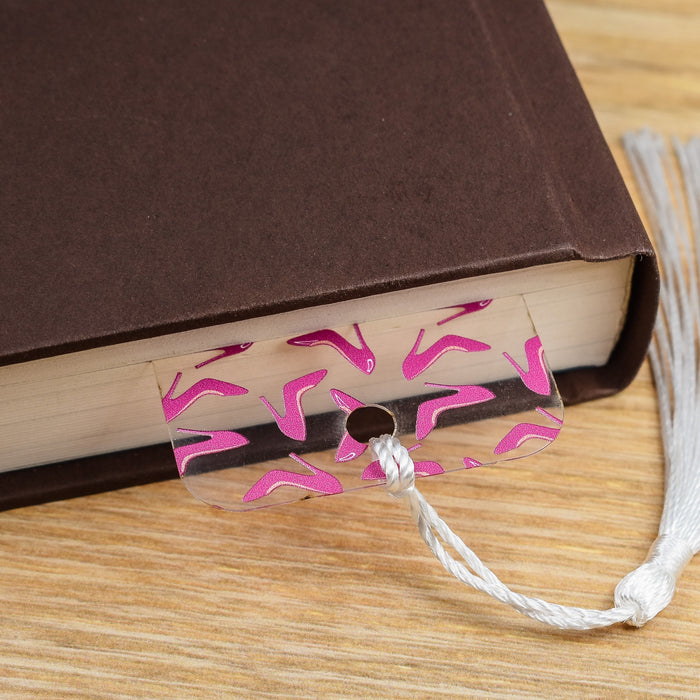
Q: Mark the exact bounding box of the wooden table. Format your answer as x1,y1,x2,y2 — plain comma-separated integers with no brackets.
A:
2,1,699,696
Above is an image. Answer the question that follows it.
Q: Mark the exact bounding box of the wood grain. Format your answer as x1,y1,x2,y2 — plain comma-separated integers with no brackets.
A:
2,1,699,697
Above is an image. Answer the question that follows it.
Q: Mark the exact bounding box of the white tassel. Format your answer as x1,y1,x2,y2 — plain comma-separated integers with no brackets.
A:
371,131,700,629
616,130,700,625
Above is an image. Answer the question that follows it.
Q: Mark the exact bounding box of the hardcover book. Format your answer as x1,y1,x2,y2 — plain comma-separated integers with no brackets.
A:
0,0,658,509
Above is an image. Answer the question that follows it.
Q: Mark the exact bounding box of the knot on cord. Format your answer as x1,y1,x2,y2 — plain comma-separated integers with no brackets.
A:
369,434,415,498
614,534,694,627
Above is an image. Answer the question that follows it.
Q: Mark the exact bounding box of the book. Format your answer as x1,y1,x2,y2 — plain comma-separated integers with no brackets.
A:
0,0,658,510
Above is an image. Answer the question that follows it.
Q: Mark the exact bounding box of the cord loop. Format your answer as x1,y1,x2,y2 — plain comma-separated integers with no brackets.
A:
369,434,415,497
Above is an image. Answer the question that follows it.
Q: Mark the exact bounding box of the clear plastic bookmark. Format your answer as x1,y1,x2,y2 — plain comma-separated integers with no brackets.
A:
152,293,562,511
148,133,699,633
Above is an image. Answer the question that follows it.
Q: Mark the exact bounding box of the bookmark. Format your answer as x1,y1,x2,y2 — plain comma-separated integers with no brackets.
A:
152,294,563,510
152,131,698,631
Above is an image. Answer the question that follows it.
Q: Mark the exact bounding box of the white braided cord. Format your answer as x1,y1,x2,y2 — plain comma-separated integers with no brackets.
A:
368,131,700,630
371,435,635,630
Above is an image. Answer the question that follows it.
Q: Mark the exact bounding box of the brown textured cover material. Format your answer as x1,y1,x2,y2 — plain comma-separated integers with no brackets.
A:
0,0,658,508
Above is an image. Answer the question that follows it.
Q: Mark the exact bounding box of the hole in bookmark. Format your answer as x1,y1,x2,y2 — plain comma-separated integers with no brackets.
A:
152,294,563,511
345,405,396,443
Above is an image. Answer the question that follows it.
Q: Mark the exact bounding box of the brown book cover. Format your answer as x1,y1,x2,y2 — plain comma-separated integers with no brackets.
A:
0,0,658,509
